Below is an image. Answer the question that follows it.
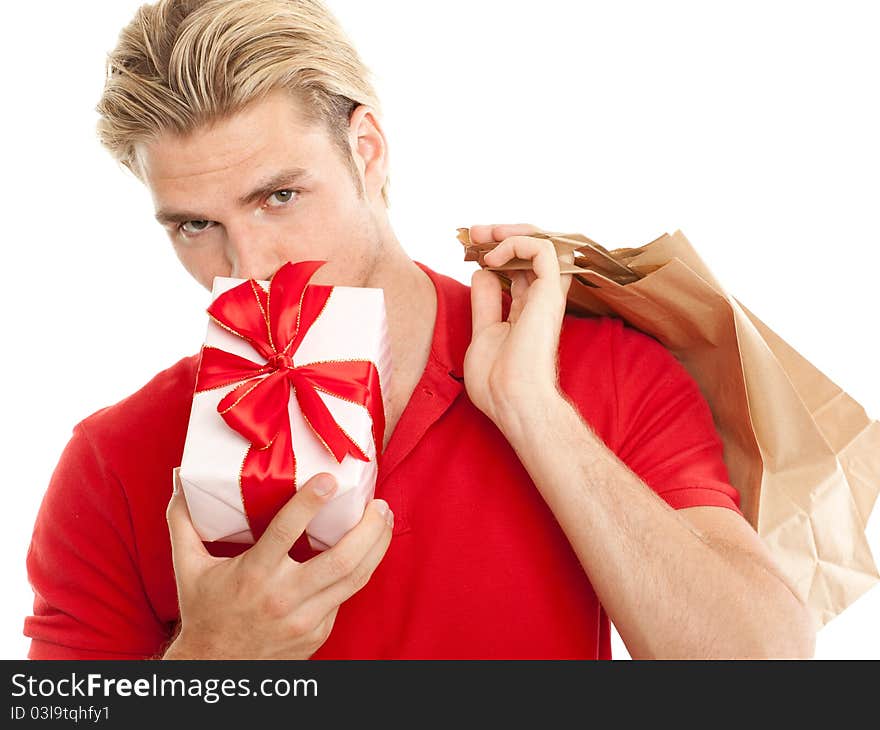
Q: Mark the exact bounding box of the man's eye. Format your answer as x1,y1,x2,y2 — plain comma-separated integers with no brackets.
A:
180,220,215,235
266,189,299,207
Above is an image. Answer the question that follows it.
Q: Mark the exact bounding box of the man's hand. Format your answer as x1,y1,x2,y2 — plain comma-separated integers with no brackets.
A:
163,473,393,659
465,223,574,430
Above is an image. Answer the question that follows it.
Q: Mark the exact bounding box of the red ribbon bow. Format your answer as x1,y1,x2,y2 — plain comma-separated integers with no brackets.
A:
195,260,386,542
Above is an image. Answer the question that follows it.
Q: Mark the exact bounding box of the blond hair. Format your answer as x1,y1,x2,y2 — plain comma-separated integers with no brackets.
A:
96,0,389,206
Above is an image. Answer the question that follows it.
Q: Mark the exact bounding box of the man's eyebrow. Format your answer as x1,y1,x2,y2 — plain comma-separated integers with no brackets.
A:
153,167,311,225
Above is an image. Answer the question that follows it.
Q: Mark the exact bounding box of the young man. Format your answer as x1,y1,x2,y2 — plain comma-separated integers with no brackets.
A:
24,0,814,659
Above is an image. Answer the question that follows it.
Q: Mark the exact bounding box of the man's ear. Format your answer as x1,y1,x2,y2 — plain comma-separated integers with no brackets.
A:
348,105,388,199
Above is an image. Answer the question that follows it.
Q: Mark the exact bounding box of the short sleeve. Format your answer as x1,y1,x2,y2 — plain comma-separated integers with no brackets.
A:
610,322,742,514
23,423,170,659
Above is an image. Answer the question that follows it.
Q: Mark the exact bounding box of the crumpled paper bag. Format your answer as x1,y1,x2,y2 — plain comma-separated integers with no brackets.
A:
458,226,880,629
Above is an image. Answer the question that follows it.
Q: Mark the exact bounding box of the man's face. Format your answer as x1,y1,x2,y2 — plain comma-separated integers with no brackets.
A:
139,88,387,289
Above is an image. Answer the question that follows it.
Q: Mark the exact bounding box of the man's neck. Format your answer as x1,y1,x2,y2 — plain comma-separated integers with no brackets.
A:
362,246,439,447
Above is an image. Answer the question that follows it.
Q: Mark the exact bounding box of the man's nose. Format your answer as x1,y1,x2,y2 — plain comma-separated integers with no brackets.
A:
225,226,284,282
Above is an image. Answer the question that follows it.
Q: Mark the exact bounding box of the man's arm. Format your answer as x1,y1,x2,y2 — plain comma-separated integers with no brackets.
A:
465,222,815,660
498,390,815,660
23,423,171,659
26,427,392,661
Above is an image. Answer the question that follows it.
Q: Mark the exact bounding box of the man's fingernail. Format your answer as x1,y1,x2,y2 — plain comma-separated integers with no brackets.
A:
375,500,393,526
314,474,337,496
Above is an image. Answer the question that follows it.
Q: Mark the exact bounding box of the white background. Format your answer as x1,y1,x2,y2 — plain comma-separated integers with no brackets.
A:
2,0,878,659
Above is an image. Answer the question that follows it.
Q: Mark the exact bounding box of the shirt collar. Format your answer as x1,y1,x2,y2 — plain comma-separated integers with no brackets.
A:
375,260,511,485
413,260,471,382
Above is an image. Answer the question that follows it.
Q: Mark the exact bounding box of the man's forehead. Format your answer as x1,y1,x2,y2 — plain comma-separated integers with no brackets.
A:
138,93,322,183
141,142,263,186
138,129,278,182
140,131,320,220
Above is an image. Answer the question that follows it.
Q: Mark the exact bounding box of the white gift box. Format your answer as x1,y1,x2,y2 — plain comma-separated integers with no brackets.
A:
177,273,392,551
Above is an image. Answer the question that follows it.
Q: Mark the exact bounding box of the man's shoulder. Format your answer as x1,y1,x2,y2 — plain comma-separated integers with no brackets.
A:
559,313,671,371
559,313,625,366
556,314,682,438
76,354,200,464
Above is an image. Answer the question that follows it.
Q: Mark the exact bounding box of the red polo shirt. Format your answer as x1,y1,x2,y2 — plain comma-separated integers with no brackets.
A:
23,261,741,659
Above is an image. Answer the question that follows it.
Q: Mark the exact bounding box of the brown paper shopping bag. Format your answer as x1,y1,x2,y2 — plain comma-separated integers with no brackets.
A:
458,227,880,629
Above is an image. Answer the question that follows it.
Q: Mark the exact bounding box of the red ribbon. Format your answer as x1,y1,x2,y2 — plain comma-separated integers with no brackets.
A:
195,260,386,542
